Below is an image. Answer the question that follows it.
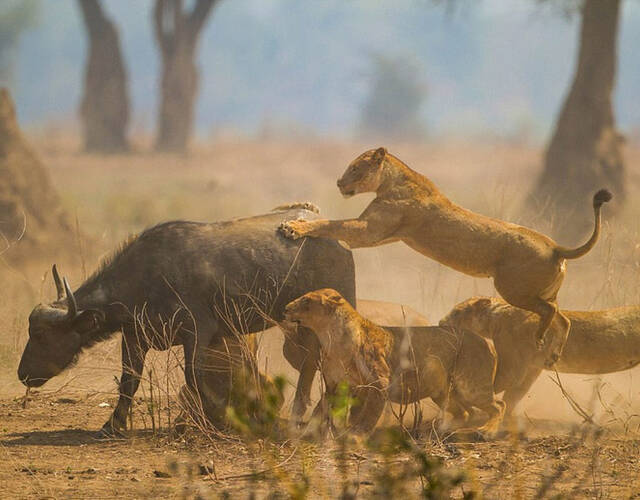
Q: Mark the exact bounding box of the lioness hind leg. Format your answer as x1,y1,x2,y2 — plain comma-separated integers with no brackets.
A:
493,285,561,364
546,312,571,368
521,298,569,367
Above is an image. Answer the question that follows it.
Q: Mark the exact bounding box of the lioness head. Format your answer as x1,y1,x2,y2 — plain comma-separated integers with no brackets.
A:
439,297,495,334
337,147,387,197
284,289,354,352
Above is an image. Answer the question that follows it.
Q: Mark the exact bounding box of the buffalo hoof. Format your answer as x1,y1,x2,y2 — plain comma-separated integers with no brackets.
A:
172,413,189,437
97,420,126,439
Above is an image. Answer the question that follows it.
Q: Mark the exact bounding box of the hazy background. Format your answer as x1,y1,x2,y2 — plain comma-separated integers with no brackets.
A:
8,0,640,142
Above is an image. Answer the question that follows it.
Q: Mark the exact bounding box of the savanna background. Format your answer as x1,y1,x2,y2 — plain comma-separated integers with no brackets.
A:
1,0,640,498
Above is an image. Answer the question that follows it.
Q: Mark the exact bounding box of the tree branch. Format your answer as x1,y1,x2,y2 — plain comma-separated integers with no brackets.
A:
188,0,219,37
77,0,106,38
153,0,171,52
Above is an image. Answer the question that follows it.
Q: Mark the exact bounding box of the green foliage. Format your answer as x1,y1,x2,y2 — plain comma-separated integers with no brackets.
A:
329,381,358,430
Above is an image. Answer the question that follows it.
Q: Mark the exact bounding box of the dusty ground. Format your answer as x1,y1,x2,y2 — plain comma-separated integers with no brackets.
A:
2,393,640,498
2,138,640,498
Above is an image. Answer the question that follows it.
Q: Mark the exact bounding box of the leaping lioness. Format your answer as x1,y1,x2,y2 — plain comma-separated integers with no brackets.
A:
280,147,611,365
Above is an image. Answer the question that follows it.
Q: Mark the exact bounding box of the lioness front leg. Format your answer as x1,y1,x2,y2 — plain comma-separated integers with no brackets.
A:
279,199,401,248
282,325,322,423
349,387,386,434
279,218,398,248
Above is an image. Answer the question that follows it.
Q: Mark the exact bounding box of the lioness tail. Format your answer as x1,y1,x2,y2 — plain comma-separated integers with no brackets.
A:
555,189,612,260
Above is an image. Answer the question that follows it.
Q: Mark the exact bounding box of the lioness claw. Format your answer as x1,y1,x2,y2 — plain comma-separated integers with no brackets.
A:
279,221,302,240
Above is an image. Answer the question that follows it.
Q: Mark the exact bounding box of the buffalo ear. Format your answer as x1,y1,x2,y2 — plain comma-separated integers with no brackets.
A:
372,147,387,164
72,309,105,334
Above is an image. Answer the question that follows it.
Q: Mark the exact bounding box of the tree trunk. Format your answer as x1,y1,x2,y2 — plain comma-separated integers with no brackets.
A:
527,0,624,241
0,88,75,262
153,0,218,153
77,0,130,153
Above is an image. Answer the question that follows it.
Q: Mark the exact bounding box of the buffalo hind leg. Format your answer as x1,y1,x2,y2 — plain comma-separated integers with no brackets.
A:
101,334,146,437
175,337,230,432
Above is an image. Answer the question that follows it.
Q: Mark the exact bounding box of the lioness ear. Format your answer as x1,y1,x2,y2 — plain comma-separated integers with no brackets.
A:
473,298,492,309
372,147,387,163
72,309,105,335
326,291,343,305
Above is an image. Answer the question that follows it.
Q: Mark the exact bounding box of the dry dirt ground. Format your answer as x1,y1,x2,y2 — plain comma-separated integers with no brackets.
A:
2,393,640,498
3,139,640,498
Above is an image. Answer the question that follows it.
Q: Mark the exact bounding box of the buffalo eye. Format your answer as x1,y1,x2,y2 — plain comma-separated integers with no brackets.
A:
72,310,104,334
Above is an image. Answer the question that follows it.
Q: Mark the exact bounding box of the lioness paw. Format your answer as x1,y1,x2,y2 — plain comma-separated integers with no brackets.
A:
272,201,321,214
279,220,307,240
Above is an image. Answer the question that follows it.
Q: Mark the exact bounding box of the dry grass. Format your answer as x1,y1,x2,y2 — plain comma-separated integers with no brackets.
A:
2,137,640,497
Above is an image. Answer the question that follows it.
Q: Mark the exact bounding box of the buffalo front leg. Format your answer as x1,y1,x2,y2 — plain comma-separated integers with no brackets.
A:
100,334,146,437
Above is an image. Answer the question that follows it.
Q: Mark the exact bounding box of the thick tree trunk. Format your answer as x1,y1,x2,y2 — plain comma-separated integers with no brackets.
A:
77,0,130,153
0,88,74,262
527,0,624,241
153,0,218,153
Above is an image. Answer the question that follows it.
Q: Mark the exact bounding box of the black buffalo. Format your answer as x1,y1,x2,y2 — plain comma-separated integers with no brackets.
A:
18,205,356,434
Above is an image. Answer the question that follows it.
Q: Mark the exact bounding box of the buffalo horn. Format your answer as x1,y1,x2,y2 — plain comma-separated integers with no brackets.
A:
52,265,64,301
63,278,78,320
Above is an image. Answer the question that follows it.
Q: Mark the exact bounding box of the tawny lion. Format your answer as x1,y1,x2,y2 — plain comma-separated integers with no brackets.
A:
280,147,611,364
284,289,505,435
440,296,640,414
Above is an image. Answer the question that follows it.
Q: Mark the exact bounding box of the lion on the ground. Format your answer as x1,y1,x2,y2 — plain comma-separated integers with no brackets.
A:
284,289,505,435
440,296,640,415
279,147,611,366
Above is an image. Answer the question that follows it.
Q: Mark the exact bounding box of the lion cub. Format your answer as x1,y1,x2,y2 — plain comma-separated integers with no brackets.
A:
284,288,505,435
280,147,611,366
